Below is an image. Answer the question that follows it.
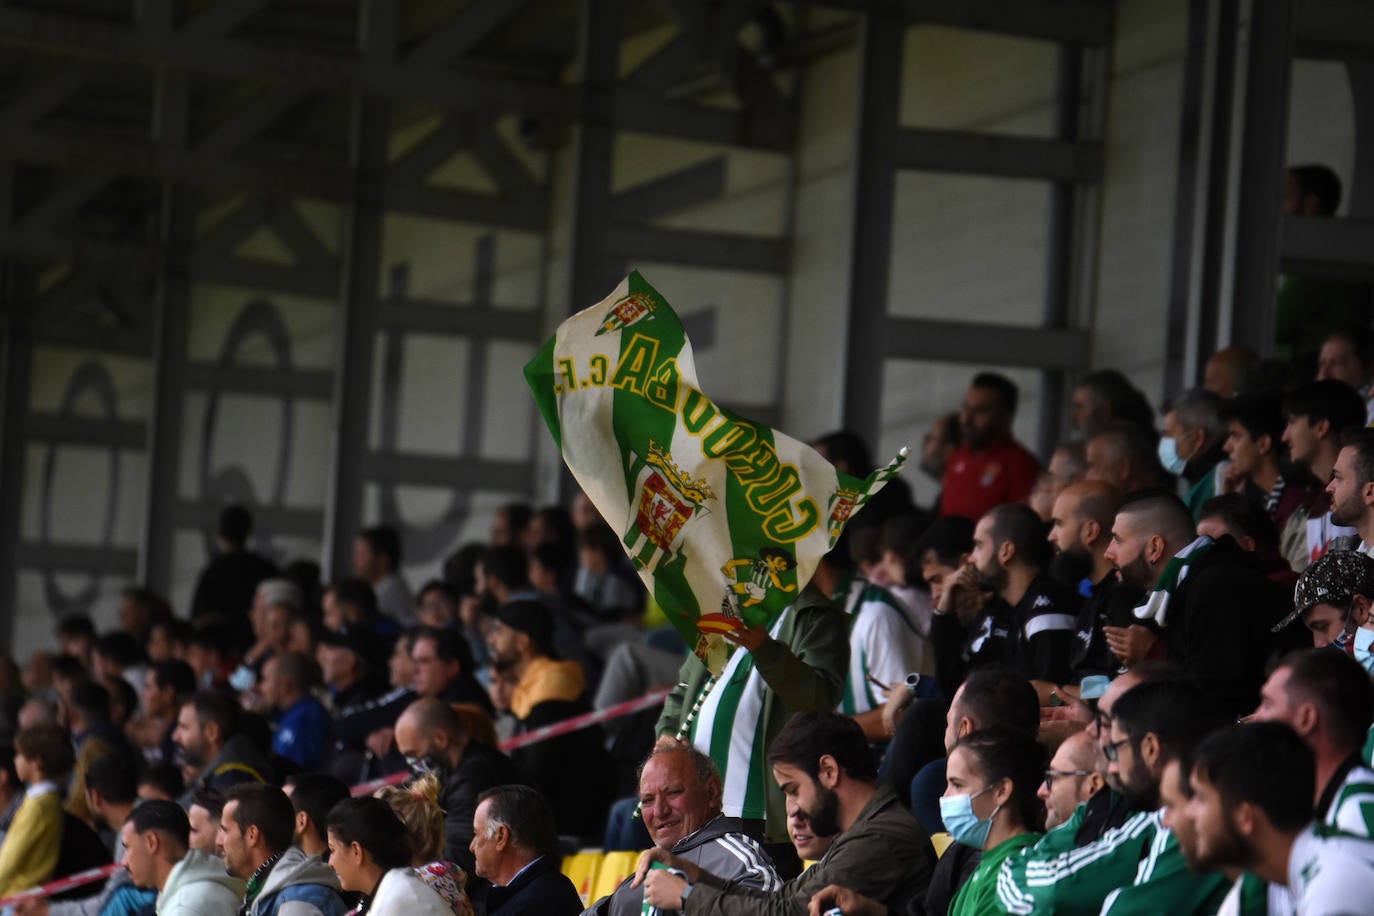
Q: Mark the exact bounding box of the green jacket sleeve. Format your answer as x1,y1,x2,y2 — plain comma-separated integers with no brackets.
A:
655,652,702,738
996,811,1159,916
1099,828,1229,916
751,589,848,713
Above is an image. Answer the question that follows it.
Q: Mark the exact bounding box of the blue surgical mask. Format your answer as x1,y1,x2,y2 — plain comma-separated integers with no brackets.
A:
1157,437,1188,475
1354,628,1374,674
940,785,1000,849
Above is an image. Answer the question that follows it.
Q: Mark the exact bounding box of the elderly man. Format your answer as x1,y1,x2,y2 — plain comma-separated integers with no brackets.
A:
636,713,933,916
473,785,581,916
585,747,780,916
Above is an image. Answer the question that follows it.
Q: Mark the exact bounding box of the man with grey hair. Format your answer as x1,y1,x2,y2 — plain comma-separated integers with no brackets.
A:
1159,388,1229,519
583,746,780,916
473,785,581,916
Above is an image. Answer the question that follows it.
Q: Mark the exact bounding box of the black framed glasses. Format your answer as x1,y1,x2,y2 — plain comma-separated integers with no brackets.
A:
1103,738,1131,762
1043,769,1094,789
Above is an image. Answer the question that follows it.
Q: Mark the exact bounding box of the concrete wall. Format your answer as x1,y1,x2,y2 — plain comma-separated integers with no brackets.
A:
9,0,1361,659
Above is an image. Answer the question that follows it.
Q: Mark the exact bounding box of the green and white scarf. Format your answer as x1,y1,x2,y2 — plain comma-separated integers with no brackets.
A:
1133,535,1214,627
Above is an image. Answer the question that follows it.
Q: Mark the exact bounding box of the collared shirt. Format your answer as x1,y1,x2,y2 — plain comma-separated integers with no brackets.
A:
499,854,546,888
25,781,58,800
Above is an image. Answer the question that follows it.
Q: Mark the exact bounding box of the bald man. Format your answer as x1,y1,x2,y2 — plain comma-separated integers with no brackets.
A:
1103,491,1291,718
1084,423,1164,494
1038,731,1104,831
1047,481,1144,680
394,697,528,875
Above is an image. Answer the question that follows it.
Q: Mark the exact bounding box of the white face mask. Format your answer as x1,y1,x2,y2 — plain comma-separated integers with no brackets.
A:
1157,437,1188,475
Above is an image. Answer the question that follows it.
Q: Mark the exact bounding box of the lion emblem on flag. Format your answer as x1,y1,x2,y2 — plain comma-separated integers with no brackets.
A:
622,441,714,573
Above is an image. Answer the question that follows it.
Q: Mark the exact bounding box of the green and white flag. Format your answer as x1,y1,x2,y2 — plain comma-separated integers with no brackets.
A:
524,271,907,674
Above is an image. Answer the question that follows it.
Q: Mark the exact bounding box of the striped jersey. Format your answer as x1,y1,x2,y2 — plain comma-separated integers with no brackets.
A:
997,808,1158,916
1099,816,1229,915
690,607,794,821
833,575,930,715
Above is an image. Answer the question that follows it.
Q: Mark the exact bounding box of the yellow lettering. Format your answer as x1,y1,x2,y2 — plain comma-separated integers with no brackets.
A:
702,418,757,459
588,354,608,386
764,497,820,542
750,465,802,514
610,334,658,395
681,389,716,433
645,359,680,413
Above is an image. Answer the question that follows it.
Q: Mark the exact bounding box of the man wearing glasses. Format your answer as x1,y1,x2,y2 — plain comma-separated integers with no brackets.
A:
1038,731,1102,831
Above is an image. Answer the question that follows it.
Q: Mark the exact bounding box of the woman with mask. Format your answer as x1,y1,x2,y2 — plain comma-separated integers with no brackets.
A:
941,727,1047,916
326,797,465,915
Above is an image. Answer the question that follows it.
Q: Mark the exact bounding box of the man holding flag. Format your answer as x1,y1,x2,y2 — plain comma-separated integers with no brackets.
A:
653,569,847,878
524,271,906,878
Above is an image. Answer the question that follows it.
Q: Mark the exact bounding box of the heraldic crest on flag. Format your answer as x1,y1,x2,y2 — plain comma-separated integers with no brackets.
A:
524,271,907,674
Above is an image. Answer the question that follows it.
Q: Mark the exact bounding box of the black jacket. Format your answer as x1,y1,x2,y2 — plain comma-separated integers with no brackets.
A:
511,697,612,840
1163,536,1292,718
1070,574,1144,680
1009,574,1081,685
190,550,279,649
441,740,529,875
485,854,583,916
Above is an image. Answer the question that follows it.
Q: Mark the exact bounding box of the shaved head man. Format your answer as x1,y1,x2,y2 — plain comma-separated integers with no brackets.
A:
394,697,526,875
1048,480,1145,681
1039,731,1104,830
1105,491,1293,718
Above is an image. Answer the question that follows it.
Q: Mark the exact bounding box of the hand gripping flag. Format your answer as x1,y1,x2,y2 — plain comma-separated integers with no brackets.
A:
524,271,907,674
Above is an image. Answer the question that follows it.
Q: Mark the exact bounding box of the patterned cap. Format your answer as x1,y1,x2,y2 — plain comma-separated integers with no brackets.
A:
1276,549,1374,632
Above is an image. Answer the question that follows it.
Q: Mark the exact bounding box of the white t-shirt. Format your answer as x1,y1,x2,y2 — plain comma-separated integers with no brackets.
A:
1287,825,1374,915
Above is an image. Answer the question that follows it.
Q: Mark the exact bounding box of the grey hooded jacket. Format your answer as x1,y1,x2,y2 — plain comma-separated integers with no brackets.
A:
245,847,347,916
583,815,781,916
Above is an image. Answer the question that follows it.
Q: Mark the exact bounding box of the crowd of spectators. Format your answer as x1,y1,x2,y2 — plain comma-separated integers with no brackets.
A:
2,164,1374,914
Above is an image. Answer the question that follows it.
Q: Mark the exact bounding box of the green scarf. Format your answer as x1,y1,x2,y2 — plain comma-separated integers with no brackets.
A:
1134,535,1214,627
238,851,284,916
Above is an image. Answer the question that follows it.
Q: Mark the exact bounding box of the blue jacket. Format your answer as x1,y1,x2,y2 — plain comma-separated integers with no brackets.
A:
247,847,347,916
273,697,333,770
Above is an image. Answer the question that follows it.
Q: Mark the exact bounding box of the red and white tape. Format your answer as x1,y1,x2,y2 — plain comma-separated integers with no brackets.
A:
0,687,671,905
0,865,120,905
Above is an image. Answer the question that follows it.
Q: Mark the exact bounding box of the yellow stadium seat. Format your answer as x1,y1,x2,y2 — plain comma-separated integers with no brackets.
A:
931,832,954,858
561,850,603,905
592,851,643,901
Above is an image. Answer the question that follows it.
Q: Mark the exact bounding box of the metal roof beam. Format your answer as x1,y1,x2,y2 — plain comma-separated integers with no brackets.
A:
0,6,574,117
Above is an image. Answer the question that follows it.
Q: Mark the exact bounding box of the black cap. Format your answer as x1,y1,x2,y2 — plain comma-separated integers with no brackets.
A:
1275,549,1374,632
496,599,557,656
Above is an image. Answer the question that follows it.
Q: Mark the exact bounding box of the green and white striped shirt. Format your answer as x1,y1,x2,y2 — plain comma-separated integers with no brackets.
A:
690,607,794,821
